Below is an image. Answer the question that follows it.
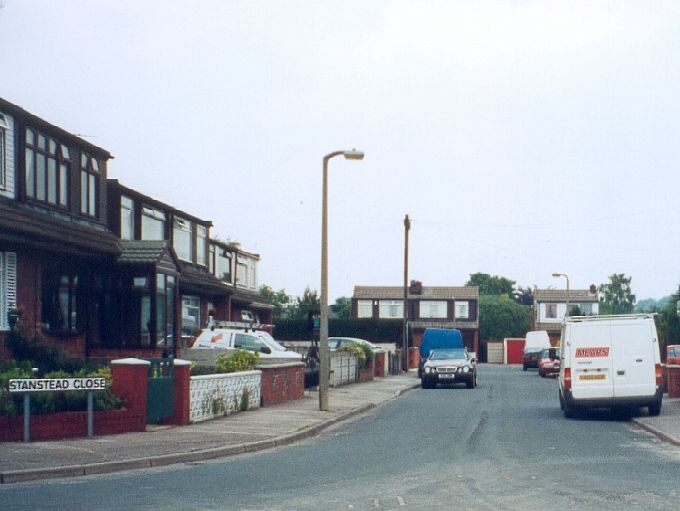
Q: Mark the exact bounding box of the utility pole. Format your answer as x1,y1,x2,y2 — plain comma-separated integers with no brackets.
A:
403,214,410,372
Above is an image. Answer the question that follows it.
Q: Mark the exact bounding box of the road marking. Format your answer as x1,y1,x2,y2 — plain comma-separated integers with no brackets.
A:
397,496,407,506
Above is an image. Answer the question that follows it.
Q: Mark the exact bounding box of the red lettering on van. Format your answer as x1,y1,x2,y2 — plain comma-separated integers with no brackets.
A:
211,333,224,343
575,347,609,358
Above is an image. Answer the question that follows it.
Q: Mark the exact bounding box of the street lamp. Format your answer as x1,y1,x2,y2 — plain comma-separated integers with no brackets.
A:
552,273,570,318
319,149,364,411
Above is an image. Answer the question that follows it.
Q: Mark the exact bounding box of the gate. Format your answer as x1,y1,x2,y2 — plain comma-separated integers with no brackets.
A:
147,357,174,423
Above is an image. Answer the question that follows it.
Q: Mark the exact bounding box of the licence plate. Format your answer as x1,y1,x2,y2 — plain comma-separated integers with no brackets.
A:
579,373,606,381
440,374,455,379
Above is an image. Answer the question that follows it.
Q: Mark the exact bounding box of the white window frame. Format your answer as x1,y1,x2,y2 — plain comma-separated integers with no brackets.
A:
0,252,17,331
357,300,373,318
379,300,403,319
141,205,166,240
181,295,201,336
173,217,194,262
196,225,207,266
419,300,447,319
0,114,6,189
454,301,469,319
120,195,135,240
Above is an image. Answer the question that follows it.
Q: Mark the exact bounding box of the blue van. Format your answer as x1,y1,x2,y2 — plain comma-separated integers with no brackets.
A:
418,328,464,377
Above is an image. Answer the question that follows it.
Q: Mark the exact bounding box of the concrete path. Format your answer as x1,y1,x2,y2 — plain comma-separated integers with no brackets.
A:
0,373,420,484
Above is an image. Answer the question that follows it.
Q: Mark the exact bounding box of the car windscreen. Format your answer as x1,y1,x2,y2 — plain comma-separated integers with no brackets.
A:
234,333,266,350
430,349,467,360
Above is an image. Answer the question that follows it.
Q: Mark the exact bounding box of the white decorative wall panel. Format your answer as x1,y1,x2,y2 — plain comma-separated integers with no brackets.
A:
190,370,261,423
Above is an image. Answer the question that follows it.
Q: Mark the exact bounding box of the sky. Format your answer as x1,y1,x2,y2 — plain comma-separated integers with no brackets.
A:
2,1,680,303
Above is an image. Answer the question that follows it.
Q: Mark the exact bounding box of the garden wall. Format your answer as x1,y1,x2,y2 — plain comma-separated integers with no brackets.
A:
189,371,261,423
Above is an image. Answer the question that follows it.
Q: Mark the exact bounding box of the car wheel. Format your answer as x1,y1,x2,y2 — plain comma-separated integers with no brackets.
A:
523,364,527,371
648,399,662,417
467,378,476,389
539,369,545,378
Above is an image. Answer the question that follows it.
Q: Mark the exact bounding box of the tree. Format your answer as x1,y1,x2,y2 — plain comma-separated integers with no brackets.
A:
288,287,321,321
649,285,680,359
331,297,352,319
259,285,292,322
466,273,516,296
479,295,533,340
599,274,636,314
512,286,534,306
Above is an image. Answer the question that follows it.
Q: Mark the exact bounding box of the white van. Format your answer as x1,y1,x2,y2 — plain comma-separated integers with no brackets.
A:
558,314,663,418
523,330,551,370
191,328,302,360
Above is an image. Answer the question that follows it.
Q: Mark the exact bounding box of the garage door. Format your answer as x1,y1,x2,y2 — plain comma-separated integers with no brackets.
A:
487,342,503,364
504,338,525,364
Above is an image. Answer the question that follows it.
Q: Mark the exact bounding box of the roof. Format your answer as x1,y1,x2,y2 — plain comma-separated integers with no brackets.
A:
0,97,112,159
118,240,174,265
534,289,598,303
108,180,212,227
353,286,479,300
0,197,120,256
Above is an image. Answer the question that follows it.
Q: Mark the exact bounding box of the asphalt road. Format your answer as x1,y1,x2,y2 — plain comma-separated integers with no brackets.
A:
2,365,680,510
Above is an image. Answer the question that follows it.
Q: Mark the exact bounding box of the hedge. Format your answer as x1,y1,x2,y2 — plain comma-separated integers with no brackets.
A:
274,318,402,343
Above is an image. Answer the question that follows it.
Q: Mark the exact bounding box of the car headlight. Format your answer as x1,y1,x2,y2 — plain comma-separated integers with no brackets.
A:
424,366,433,374
462,366,470,373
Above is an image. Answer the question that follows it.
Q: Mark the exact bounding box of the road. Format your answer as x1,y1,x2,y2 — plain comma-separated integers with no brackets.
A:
2,365,680,510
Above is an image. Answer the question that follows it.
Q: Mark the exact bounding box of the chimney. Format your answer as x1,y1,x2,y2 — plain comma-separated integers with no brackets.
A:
409,280,423,295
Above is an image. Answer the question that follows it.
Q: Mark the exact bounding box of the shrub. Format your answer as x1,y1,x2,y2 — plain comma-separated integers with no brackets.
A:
0,362,123,417
215,349,259,373
5,328,85,373
337,343,367,368
0,360,33,417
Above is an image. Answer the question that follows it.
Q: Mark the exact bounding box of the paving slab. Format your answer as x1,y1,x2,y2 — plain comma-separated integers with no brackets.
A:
0,373,419,484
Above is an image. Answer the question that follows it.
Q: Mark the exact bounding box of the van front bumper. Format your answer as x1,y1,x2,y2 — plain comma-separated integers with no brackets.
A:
562,386,664,409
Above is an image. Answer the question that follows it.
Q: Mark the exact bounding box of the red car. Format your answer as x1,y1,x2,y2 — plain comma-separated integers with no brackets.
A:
538,347,560,377
667,345,680,365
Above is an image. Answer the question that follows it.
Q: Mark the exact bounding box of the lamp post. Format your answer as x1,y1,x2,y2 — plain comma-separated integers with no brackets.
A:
319,149,364,411
552,273,570,318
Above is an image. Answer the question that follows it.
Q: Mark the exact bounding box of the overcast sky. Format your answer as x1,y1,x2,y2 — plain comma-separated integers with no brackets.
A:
2,1,679,302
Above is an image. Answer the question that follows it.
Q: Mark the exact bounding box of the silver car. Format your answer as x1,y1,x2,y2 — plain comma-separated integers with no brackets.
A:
421,348,477,389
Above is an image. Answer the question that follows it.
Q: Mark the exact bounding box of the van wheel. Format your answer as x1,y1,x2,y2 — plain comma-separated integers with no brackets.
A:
559,391,565,410
648,399,662,417
563,399,575,419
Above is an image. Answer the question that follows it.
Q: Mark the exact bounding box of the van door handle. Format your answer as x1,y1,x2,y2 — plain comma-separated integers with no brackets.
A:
636,359,643,363
617,370,625,376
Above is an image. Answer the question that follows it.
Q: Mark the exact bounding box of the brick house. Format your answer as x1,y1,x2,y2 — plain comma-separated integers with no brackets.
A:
0,97,270,362
533,288,599,345
351,281,480,355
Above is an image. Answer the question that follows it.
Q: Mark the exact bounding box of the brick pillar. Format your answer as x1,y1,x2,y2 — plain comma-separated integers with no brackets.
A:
668,365,680,398
111,358,150,419
170,359,192,426
409,347,420,369
374,352,385,377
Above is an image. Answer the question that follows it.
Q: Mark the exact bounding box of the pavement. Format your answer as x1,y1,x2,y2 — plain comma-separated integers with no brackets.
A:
1,371,680,485
0,372,421,485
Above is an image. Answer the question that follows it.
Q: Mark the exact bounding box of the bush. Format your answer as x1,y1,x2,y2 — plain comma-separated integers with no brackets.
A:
0,361,123,417
0,360,33,417
5,328,85,373
214,350,259,373
337,343,367,369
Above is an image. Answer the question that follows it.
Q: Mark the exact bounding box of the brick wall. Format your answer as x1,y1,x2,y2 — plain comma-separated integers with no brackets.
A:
259,363,305,406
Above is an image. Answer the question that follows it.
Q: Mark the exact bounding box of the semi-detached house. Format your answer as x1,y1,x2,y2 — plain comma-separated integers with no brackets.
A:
0,97,271,363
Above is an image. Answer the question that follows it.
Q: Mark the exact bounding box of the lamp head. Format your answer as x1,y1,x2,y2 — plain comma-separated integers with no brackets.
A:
343,149,364,160
552,273,562,278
